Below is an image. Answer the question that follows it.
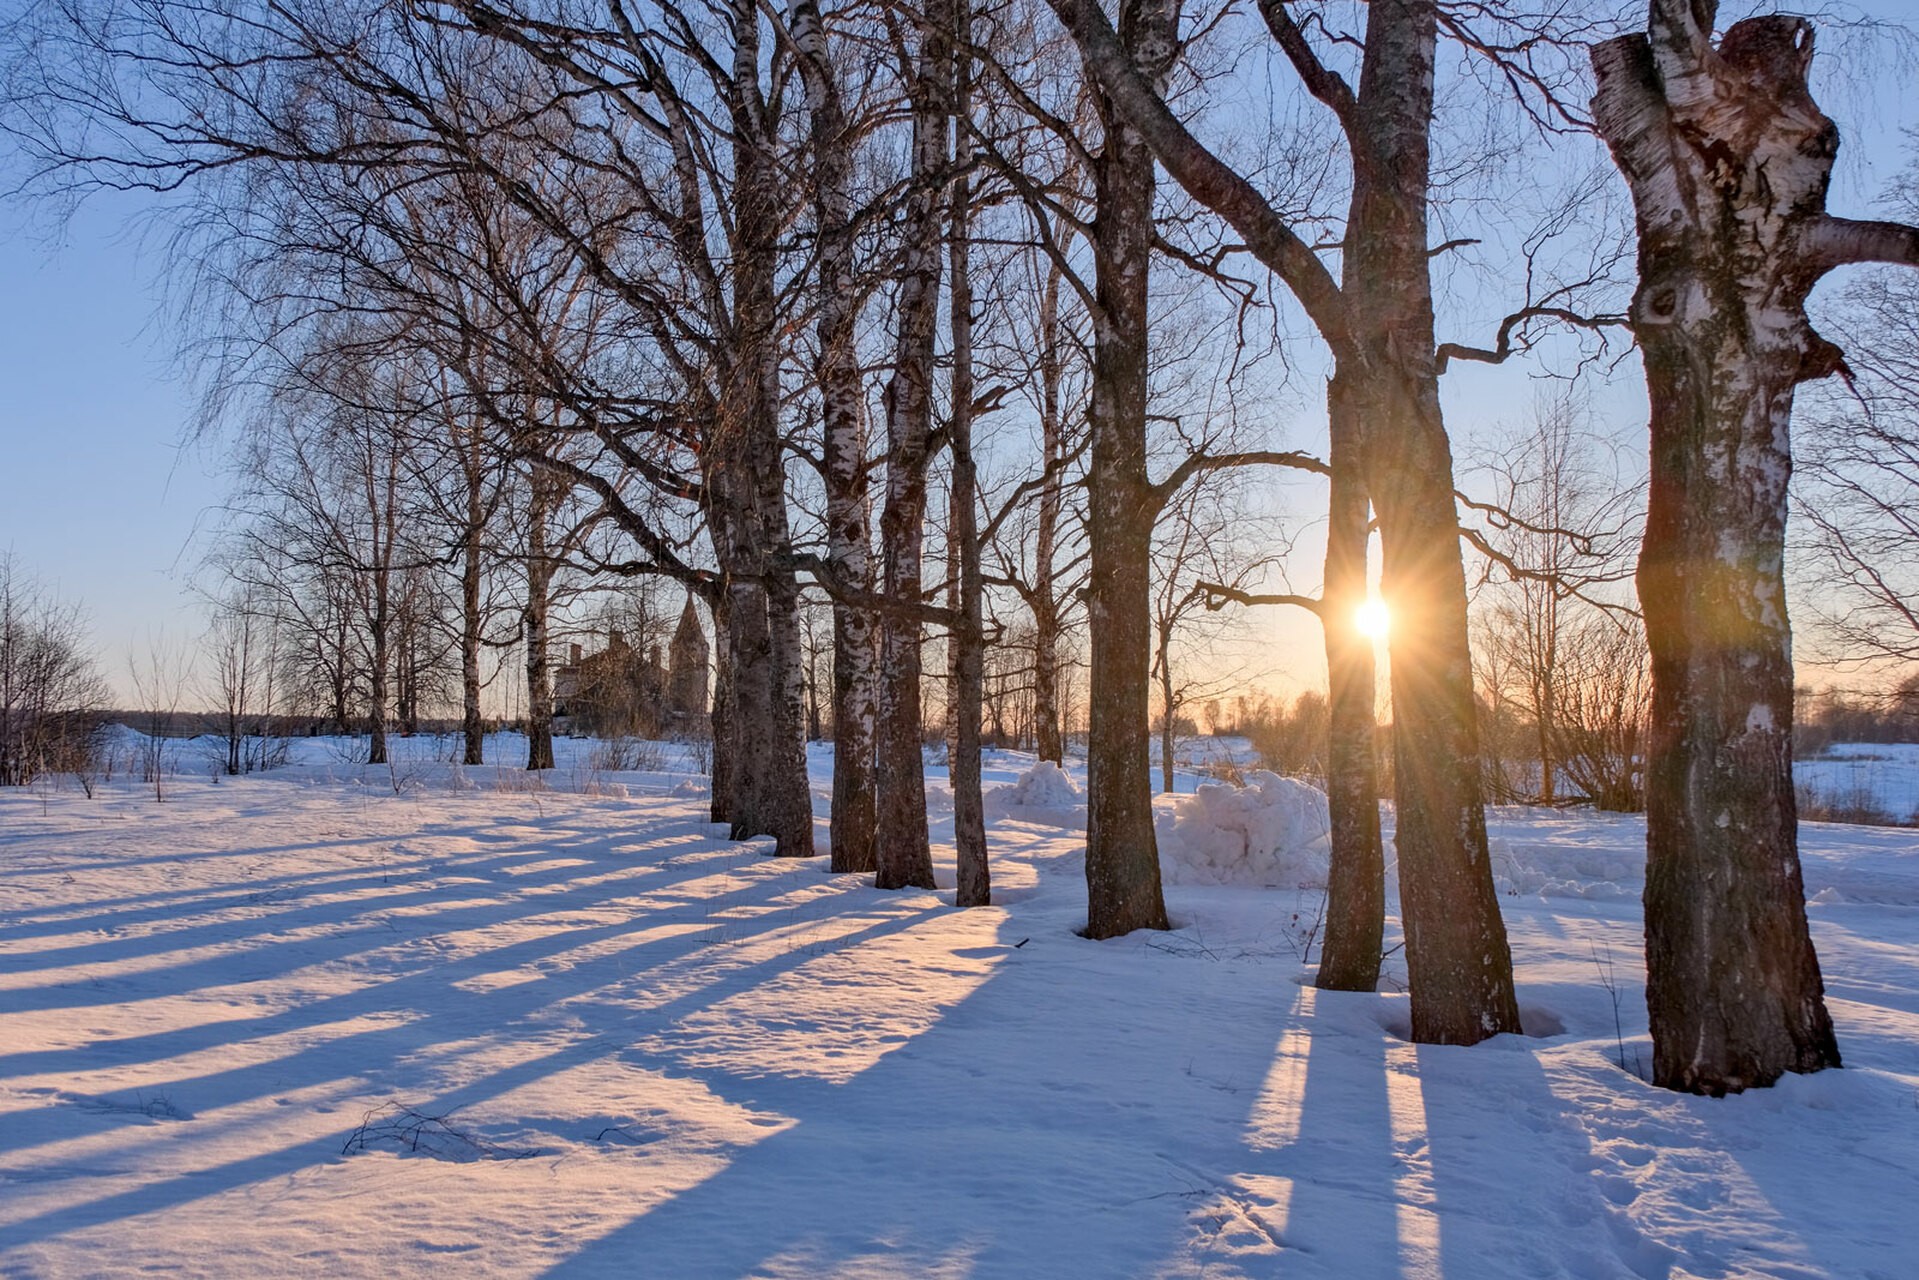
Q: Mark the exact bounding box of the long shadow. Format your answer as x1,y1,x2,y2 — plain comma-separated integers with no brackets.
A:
0,838,811,1091
0,903,934,1250
1247,988,1403,1274
0,816,951,1248
0,821,734,1013
1414,1032,1676,1280
530,911,1321,1278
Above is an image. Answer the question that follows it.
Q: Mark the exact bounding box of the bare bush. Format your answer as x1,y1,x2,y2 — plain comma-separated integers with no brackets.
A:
0,555,108,789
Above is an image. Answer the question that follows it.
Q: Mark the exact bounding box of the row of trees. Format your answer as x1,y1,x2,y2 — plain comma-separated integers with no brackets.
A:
7,0,1919,1094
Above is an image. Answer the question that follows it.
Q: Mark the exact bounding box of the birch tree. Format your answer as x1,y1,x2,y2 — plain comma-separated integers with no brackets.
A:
1591,0,1919,1093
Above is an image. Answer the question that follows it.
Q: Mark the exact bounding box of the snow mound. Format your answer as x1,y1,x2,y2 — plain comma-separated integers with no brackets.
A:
983,762,1086,827
1155,771,1330,888
1490,838,1642,901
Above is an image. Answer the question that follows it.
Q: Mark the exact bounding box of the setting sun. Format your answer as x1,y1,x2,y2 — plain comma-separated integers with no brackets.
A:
1355,598,1390,640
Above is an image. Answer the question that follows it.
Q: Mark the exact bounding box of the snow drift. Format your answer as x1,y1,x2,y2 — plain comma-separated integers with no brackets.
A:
1154,771,1331,888
983,761,1085,827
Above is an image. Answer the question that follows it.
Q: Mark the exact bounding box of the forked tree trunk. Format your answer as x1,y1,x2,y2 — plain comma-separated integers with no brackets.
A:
1315,380,1384,992
873,0,951,892
1589,0,1916,1091
707,1,814,859
1050,0,1518,1002
1330,0,1518,1041
1081,0,1174,940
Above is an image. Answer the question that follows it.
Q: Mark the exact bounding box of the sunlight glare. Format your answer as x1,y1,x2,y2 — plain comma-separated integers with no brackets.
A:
1355,598,1390,640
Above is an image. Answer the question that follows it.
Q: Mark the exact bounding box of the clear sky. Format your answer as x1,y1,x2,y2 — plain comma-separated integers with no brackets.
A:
1,196,223,702
1,5,1914,709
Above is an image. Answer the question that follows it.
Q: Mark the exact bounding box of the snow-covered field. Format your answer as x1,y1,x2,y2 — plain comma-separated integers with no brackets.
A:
3,735,1917,1278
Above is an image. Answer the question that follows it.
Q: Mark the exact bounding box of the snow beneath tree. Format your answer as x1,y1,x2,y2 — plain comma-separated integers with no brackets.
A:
2,733,1917,1277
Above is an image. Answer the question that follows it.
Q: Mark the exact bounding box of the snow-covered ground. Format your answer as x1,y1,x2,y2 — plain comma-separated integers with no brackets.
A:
2,735,1916,1278
1794,743,1919,823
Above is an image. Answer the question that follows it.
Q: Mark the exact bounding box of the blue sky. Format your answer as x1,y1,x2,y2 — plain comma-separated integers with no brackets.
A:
1,197,222,701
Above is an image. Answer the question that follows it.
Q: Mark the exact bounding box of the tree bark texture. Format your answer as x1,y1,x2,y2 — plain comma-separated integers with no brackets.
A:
1590,0,1887,1091
1340,0,1518,1043
950,12,990,908
704,1,815,857
1080,0,1175,939
874,0,952,892
1032,265,1067,765
1315,375,1384,992
792,0,879,874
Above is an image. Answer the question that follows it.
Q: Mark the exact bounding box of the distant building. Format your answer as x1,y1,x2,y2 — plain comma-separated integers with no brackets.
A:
665,593,709,730
553,595,708,737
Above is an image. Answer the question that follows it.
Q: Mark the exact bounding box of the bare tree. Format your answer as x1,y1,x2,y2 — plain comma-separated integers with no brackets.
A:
1794,236,1919,667
1047,0,1535,1032
128,630,190,801
1469,392,1641,804
0,555,107,788
1592,0,1919,1092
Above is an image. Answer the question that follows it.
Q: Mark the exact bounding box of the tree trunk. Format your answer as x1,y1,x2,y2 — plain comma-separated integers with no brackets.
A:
460,490,485,767
1032,266,1066,765
950,14,990,908
1588,1,1900,1091
792,0,879,873
709,590,734,825
1315,378,1384,992
1156,624,1176,794
1081,0,1174,939
704,1,814,858
367,600,389,766
1343,0,1518,1043
873,0,951,892
523,467,556,772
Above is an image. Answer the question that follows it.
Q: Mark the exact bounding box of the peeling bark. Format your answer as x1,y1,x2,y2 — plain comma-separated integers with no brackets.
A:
1586,0,1919,1091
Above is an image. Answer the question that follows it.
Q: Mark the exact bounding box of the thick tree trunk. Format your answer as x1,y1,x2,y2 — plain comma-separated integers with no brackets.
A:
950,22,990,908
1341,0,1518,1043
1589,2,1888,1091
873,0,951,892
792,0,879,874
1081,0,1174,939
1315,377,1384,992
703,2,814,858
709,591,735,825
